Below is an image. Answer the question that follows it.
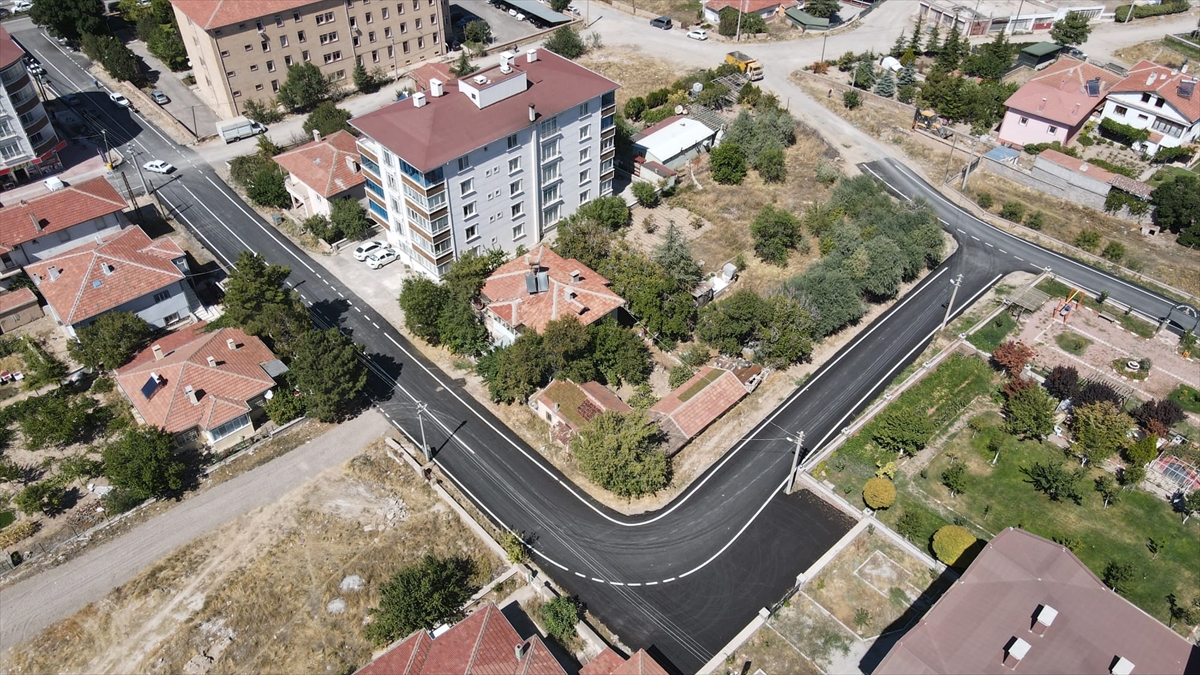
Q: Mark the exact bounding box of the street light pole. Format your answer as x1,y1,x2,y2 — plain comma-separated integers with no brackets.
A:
735,0,745,42
416,402,430,462
101,130,111,170
127,144,149,196
942,273,964,329
820,32,828,63
788,431,805,493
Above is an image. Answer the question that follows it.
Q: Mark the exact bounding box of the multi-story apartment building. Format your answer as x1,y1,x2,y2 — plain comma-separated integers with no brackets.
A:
0,23,64,184
171,0,450,119
350,49,619,279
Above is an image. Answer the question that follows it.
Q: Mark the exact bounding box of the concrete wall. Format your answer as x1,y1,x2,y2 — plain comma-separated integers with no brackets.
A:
0,300,42,333
977,155,1108,212
1032,155,1112,197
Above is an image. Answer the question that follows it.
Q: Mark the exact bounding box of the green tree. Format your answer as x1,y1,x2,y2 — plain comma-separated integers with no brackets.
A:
843,90,862,110
852,60,876,90
573,410,669,498
286,329,366,422
464,20,492,47
544,26,586,59
710,143,747,185
1050,11,1091,46
786,262,865,338
398,276,449,344
352,61,380,94
540,596,581,642
932,524,976,566
1022,461,1085,504
751,205,803,266
477,333,550,403
668,364,694,389
631,181,659,208
601,248,695,344
14,480,69,516
147,22,189,71
450,51,478,77
964,30,1013,81
871,406,936,456
696,289,768,355
31,0,104,41
863,477,896,509
442,248,508,300
577,195,631,230
1102,560,1135,594
941,460,967,496
898,64,917,87
755,146,787,183
68,312,154,371
1073,401,1132,465
756,294,815,368
265,386,306,425
329,196,370,241
302,101,354,138
1102,241,1126,263
365,554,478,645
804,0,840,18
624,97,646,121
246,165,289,208
553,214,613,271
925,23,941,56
1003,384,1056,440
437,299,490,357
590,319,651,386
214,251,313,354
860,237,905,300
1149,175,1200,242
501,530,529,563
18,392,97,450
934,24,964,71
1182,491,1200,524
874,71,896,98
1124,434,1158,466
1074,228,1102,251
1094,474,1121,509
102,426,185,500
276,62,332,112
542,316,596,383
653,222,703,289
909,16,925,53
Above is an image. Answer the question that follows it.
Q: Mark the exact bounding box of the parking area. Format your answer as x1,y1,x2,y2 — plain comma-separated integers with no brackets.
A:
309,237,410,330
448,2,556,48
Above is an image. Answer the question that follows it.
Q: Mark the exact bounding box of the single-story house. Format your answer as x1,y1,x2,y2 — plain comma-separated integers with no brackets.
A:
874,528,1199,674
784,7,833,31
631,115,719,173
0,287,41,333
997,58,1121,149
480,245,626,346
702,0,794,23
535,378,631,443
273,130,366,219
24,226,195,338
1101,60,1200,154
650,366,752,454
1033,148,1153,205
115,323,286,451
0,175,127,275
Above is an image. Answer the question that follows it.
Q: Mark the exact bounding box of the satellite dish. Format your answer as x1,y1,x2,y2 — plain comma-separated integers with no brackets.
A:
674,105,684,114
691,82,703,94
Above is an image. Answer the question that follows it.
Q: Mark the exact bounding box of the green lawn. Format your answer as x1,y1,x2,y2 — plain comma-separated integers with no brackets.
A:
1037,279,1157,338
1168,384,1200,414
967,313,1017,353
1054,331,1092,356
1147,166,1198,189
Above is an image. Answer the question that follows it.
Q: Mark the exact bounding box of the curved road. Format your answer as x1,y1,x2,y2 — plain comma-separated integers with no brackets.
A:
4,17,1197,673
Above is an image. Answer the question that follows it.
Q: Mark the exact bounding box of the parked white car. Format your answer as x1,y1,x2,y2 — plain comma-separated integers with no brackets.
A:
109,92,131,108
353,240,386,261
687,29,708,41
142,160,175,174
366,248,398,269
13,0,32,11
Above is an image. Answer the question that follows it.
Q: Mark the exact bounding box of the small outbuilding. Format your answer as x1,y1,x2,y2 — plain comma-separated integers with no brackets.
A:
0,288,41,333
784,7,832,31
1016,43,1063,71
631,115,719,172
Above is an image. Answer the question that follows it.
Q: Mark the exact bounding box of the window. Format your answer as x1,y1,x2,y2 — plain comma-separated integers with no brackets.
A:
387,45,394,57
579,102,589,116
541,162,560,183
1152,117,1185,137
601,137,614,152
434,238,452,254
401,22,408,33
316,11,335,24
220,49,230,57
397,1,403,12
511,203,523,218
579,169,590,184
280,34,289,46
1047,126,1058,134
417,36,424,48
460,178,474,195
382,7,389,18
372,50,379,62
353,36,361,47
457,155,470,171
579,147,590,163
600,157,613,173
385,26,392,37
275,14,283,27
366,11,373,22
1141,92,1152,103
261,40,269,51
293,11,301,21
153,289,172,302
244,44,253,51
350,16,358,28
432,32,438,44
540,116,558,136
320,31,338,44
579,190,590,204
430,13,435,24
1018,117,1029,126
415,17,421,28
256,20,264,30
541,138,559,160
507,134,518,149
227,70,237,78
298,30,307,42
403,40,410,53
463,201,476,218
251,64,261,72
255,83,264,90
209,414,251,442
580,125,590,141
334,69,346,79
323,51,342,64
386,172,397,189
512,223,524,239
465,224,478,239
1114,105,1128,116
369,30,376,42
542,204,561,225
542,184,559,203
271,80,279,92
508,157,521,173
1154,97,1165,108
510,179,521,196
267,60,276,72
285,55,294,65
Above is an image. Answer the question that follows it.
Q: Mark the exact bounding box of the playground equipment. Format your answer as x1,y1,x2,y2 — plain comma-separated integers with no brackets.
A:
1055,288,1084,323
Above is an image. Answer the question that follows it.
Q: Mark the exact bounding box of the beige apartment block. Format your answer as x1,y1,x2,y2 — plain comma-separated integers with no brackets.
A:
172,0,450,119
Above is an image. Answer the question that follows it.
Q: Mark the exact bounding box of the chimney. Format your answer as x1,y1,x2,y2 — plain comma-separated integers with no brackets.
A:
207,355,216,368
528,104,536,123
345,155,359,172
429,77,444,97
1038,97,1047,112
1030,605,1057,636
152,344,164,361
500,61,512,74
185,384,198,405
412,91,427,108
47,266,60,281
514,643,528,661
227,338,238,351
526,48,538,63
1003,637,1031,669
500,51,514,73
570,269,581,284
29,212,41,233
1110,656,1135,675
312,129,322,143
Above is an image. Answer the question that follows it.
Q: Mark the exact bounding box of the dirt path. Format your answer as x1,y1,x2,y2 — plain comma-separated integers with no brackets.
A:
0,410,390,654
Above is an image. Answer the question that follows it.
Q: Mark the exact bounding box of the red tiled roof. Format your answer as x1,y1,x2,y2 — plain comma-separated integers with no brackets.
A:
482,245,625,335
0,176,126,253
24,227,184,326
704,0,790,12
0,287,37,315
1003,59,1122,128
273,130,365,199
875,528,1198,675
0,22,25,70
1113,60,1200,124
579,648,671,675
651,367,748,439
170,0,315,30
1036,148,1116,183
411,62,457,92
580,649,626,675
536,379,632,434
356,602,567,675
351,50,618,172
115,323,278,434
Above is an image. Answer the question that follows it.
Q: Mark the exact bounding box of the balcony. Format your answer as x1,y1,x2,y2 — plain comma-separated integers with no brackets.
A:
0,66,29,90
360,154,381,178
399,157,444,188
368,200,388,220
365,177,384,198
601,91,615,115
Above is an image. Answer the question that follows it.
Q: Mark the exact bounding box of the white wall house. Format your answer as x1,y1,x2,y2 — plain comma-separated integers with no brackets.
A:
1100,60,1200,154
350,49,618,279
0,176,127,277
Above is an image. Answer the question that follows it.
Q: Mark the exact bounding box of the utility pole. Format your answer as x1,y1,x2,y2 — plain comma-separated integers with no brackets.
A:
127,143,149,197
1123,2,1135,23
788,431,805,493
735,0,745,42
942,273,963,329
941,130,959,184
101,129,111,170
416,402,430,462
820,32,828,63
118,171,144,227
1010,0,1026,34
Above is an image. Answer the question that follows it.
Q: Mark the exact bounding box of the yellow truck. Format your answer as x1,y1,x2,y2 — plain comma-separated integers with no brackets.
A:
725,51,764,81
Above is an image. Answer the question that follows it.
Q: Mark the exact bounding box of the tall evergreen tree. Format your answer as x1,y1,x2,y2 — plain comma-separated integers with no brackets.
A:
898,63,917,87
874,71,896,98
925,23,941,56
909,16,925,53
890,31,908,58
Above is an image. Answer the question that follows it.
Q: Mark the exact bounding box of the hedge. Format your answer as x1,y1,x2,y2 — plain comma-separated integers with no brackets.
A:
1099,117,1150,146
1114,0,1190,22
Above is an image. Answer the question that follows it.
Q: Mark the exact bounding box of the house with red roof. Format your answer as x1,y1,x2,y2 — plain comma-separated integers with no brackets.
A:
0,176,127,274
650,366,752,454
273,129,365,219
997,58,1122,149
535,379,631,443
115,322,285,450
479,245,626,346
1100,60,1200,153
579,647,671,675
0,287,41,333
24,226,195,338
702,0,796,23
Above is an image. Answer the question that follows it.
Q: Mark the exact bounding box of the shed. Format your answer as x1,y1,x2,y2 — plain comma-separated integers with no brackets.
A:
0,288,41,333
631,116,718,171
1016,43,1062,71
784,7,831,30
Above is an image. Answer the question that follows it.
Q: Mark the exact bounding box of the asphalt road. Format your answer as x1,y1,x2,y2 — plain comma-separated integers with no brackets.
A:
7,16,1197,674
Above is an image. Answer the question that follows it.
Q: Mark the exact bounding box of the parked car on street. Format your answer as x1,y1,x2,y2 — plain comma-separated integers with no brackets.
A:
366,248,398,269
13,0,32,12
150,90,169,104
109,92,131,107
687,29,708,40
650,16,672,29
142,160,175,174
353,240,386,261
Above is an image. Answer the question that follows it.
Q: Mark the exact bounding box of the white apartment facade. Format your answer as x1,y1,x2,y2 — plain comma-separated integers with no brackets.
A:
350,49,618,279
1100,60,1199,154
0,23,64,184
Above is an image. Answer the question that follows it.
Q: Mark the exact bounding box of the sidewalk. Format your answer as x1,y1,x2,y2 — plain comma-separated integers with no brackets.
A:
123,38,220,139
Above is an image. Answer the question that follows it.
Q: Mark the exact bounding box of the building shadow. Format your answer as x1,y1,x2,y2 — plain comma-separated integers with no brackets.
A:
857,565,959,673
500,600,582,675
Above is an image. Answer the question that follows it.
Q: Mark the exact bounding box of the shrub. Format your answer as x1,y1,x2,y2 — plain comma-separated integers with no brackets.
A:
623,97,646,121
1151,145,1195,164
1074,229,1101,252
1124,434,1158,466
999,201,1025,222
1022,141,1078,157
1114,0,1191,21
501,530,529,563
668,364,695,389
1024,211,1045,230
1099,117,1150,145
1102,241,1125,263
265,387,306,425
975,192,994,209
540,596,581,642
91,376,114,393
242,98,283,124
14,480,69,516
815,161,840,185
544,26,586,59
631,181,659,208
709,143,747,185
932,524,977,566
0,520,39,548
843,90,862,109
862,477,896,509
755,147,787,183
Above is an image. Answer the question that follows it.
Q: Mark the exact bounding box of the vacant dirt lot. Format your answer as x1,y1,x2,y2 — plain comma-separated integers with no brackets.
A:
578,46,689,108
3,439,504,675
